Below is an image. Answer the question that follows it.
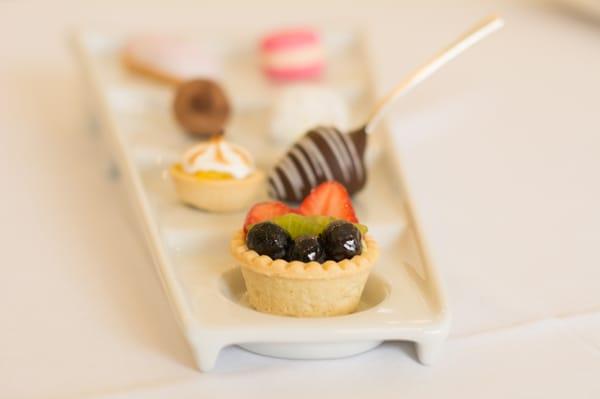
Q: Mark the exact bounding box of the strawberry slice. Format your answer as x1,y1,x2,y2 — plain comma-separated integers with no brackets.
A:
299,181,358,223
243,201,295,232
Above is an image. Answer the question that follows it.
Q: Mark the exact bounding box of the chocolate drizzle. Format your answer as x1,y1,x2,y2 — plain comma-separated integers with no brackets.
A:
268,126,368,202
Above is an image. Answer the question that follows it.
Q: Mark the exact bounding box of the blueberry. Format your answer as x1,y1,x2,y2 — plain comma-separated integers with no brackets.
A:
320,220,362,261
288,235,325,263
246,222,291,260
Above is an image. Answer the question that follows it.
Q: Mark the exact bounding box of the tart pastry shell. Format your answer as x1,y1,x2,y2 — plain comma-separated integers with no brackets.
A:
230,230,379,317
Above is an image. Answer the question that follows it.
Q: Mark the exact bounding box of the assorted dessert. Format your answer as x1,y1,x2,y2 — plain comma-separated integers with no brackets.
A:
170,135,265,213
173,79,231,138
260,28,325,81
168,78,264,212
231,182,378,317
257,28,371,201
268,126,368,202
122,34,220,85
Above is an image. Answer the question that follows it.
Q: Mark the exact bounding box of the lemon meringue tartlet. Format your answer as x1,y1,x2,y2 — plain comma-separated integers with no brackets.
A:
230,230,378,317
170,136,265,212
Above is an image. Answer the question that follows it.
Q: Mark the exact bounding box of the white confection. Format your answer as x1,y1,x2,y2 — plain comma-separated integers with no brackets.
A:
182,137,254,179
270,85,349,144
263,46,323,69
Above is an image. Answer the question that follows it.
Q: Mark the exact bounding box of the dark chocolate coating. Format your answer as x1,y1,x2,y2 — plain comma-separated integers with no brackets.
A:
173,79,230,137
268,126,368,202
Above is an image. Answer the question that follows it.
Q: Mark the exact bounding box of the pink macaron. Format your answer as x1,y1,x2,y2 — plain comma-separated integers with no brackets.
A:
260,28,324,81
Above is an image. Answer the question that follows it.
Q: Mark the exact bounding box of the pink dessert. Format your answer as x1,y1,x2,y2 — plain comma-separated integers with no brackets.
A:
123,35,220,85
260,28,324,81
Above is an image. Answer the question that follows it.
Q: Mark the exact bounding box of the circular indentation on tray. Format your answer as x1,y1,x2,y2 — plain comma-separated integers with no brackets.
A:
218,267,390,316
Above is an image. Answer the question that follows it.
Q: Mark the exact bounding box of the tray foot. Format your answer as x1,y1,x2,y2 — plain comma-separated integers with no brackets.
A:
415,338,445,365
192,340,224,372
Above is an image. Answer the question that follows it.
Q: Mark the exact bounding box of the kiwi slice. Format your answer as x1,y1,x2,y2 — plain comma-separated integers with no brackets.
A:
270,214,367,239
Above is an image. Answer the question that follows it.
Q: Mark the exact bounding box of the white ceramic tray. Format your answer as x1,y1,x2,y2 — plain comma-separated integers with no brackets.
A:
74,28,450,372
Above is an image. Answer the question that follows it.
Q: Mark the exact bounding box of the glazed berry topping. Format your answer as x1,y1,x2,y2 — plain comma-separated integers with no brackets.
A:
287,235,325,263
246,222,291,260
320,220,362,261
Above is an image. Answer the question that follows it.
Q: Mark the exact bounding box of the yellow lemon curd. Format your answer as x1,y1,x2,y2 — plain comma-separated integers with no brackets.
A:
174,164,233,180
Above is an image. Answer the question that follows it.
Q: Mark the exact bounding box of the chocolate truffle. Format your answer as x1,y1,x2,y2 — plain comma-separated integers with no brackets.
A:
173,79,230,137
268,126,367,202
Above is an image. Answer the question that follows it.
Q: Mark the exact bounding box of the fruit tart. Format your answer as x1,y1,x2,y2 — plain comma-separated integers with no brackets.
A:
170,135,265,212
230,181,379,317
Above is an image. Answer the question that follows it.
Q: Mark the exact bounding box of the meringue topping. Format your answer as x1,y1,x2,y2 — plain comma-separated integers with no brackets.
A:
182,136,254,179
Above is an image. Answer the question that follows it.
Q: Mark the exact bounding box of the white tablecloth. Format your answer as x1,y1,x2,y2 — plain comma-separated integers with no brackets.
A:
1,1,599,398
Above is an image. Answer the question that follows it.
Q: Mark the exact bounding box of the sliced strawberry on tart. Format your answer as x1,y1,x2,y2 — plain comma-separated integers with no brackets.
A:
242,201,294,233
299,181,358,223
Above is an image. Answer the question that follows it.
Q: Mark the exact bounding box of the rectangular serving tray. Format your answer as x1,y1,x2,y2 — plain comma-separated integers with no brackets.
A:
74,28,450,371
